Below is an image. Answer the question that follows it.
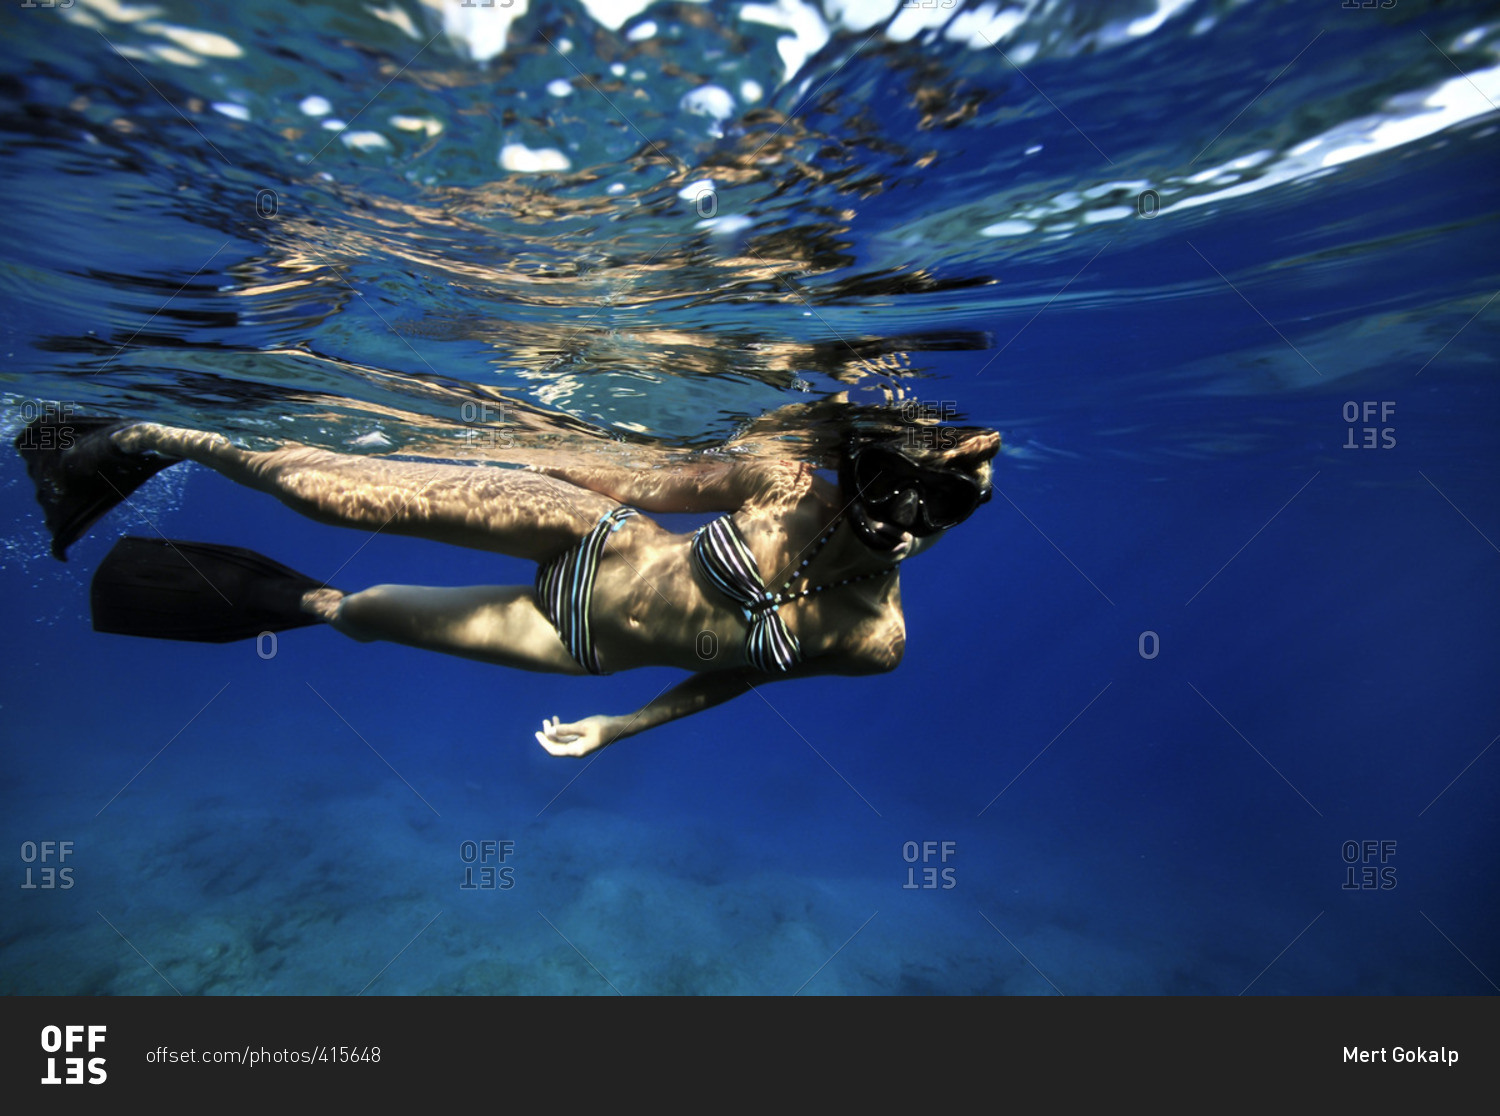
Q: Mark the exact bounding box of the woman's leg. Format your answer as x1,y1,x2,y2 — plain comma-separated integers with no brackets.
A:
309,582,590,674
112,423,619,561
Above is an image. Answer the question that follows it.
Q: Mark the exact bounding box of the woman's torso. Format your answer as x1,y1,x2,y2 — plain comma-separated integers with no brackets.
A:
588,481,904,675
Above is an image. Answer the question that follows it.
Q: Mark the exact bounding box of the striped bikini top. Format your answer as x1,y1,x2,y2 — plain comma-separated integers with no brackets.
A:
689,513,890,674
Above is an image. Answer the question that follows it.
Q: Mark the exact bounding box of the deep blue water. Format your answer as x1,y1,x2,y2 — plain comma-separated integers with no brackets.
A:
1,0,1497,994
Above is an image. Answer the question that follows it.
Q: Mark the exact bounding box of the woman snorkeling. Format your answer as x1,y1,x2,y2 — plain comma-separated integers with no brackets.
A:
16,411,999,756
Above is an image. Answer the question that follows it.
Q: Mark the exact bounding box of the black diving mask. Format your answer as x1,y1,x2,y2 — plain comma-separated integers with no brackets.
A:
842,443,992,536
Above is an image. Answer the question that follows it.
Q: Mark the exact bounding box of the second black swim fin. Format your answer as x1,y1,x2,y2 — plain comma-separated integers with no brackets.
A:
91,536,327,643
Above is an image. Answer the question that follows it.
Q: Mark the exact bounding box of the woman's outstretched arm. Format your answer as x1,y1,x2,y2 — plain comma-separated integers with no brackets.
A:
524,457,813,514
533,659,842,756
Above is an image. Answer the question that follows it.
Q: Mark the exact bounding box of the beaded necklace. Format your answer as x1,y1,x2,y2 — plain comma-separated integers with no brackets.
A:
744,512,893,615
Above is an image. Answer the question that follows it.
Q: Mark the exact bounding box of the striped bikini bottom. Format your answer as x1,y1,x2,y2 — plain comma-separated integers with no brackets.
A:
534,506,639,675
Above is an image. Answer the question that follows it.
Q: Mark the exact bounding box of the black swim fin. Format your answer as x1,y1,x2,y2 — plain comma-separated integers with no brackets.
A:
15,414,182,561
91,536,327,644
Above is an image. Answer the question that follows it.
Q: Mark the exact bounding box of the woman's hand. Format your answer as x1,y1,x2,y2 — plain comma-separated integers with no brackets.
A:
534,714,621,757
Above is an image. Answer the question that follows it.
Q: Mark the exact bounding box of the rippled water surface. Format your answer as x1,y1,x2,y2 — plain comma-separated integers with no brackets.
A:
1,0,1496,996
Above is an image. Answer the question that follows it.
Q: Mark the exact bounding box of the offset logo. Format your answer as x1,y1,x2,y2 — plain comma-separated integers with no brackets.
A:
40,1025,106,1085
20,841,75,890
459,840,516,890
1342,839,1397,890
1342,401,1396,450
901,840,957,889
11,401,78,450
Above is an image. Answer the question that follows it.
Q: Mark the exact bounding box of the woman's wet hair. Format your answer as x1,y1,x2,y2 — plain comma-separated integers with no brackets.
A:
842,415,1000,469
717,399,999,474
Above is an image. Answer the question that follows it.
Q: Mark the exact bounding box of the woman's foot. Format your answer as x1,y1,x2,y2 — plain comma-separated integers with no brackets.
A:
299,586,345,623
